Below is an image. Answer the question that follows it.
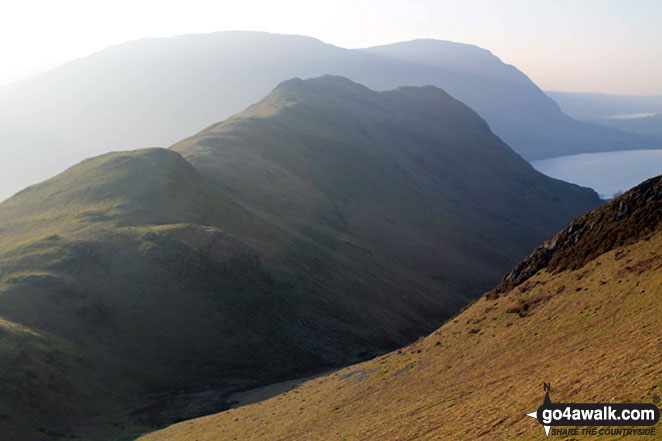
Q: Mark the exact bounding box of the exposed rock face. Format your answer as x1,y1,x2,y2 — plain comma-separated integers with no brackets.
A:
494,175,662,294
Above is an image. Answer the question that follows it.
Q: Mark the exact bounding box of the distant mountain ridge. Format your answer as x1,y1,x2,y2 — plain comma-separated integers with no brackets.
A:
1,30,659,201
547,91,662,120
598,113,662,138
547,91,662,140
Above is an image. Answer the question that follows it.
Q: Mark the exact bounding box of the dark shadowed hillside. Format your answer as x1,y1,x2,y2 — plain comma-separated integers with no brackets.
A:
172,75,601,319
139,175,662,441
0,148,459,440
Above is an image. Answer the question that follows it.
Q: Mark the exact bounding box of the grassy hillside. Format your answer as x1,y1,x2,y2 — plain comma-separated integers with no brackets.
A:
0,149,449,440
0,148,302,440
138,176,662,441
173,75,601,316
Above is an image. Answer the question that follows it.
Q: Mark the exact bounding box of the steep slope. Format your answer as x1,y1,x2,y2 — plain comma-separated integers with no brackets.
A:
0,148,308,440
0,148,461,441
172,75,601,317
139,175,662,441
1,31,658,200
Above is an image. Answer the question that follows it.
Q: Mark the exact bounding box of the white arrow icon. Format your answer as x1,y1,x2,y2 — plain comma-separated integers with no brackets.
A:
526,410,551,437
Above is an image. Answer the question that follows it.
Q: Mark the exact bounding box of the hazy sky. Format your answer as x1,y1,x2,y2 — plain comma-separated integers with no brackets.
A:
1,0,661,94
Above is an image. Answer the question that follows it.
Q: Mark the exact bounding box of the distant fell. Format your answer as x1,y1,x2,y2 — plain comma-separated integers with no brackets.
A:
547,91,662,141
547,91,662,120
598,113,662,139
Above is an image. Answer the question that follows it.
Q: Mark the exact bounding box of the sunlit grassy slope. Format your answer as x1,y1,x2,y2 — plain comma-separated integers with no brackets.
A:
139,176,662,441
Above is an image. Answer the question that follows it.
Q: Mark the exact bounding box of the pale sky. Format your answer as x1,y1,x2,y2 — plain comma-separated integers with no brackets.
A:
1,0,661,94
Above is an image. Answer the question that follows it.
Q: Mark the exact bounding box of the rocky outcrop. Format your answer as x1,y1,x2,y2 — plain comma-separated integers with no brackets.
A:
494,175,662,294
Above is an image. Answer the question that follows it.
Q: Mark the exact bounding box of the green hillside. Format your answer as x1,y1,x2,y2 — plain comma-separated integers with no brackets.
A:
173,75,601,316
139,175,662,441
0,149,298,440
0,148,430,440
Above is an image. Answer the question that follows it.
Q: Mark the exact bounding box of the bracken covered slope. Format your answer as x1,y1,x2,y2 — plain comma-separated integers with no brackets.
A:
138,175,662,441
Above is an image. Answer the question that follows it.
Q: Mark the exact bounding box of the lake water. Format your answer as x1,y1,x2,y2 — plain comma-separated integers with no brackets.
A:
532,149,662,200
